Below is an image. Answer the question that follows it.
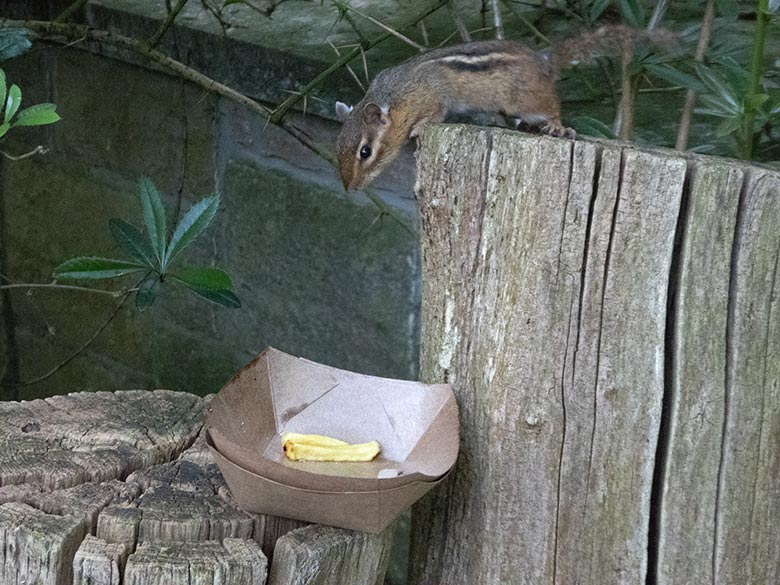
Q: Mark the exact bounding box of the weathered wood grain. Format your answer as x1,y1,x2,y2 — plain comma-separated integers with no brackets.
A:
267,524,394,585
29,479,139,533
580,147,686,584
0,390,205,491
0,390,393,584
715,168,780,584
0,502,88,585
655,161,743,583
124,539,267,585
409,124,780,585
73,534,130,585
411,125,603,584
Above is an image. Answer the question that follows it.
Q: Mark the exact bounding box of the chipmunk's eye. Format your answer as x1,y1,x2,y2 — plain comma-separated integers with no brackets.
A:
359,145,372,160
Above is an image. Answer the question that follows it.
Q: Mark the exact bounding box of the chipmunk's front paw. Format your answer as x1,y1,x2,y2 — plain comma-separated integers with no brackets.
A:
542,122,576,139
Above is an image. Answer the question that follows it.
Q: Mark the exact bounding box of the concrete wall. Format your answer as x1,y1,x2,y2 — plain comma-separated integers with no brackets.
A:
0,37,421,400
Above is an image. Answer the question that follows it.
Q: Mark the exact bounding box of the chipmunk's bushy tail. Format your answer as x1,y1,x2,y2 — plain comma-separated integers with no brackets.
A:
546,25,679,71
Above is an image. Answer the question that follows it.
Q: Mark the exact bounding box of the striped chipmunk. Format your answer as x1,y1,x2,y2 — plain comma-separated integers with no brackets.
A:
335,25,675,191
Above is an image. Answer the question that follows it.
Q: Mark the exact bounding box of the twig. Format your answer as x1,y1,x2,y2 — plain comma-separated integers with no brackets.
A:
332,0,370,48
147,0,191,48
328,41,365,91
54,0,89,23
0,145,48,160
490,0,504,40
498,0,548,45
3,291,132,388
447,2,472,42
2,18,414,232
0,282,132,297
418,19,429,47
341,4,426,51
269,0,450,124
3,20,273,117
676,0,715,151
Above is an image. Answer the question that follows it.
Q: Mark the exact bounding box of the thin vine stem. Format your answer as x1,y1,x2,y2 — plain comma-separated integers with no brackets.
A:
0,282,133,297
1,290,133,388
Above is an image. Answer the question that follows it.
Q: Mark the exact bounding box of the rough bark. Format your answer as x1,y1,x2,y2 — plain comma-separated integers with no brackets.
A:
267,524,395,585
0,390,394,585
410,124,780,585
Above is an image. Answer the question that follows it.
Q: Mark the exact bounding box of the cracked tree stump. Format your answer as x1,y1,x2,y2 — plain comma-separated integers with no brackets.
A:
409,125,780,585
0,390,394,585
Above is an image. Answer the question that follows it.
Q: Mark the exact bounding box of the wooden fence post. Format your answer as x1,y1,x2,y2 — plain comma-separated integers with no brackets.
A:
409,125,780,585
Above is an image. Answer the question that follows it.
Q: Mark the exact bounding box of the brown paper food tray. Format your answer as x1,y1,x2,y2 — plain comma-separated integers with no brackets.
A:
208,432,449,533
205,347,459,530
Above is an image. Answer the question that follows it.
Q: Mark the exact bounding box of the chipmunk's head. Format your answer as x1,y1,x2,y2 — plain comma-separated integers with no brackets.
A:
335,101,395,191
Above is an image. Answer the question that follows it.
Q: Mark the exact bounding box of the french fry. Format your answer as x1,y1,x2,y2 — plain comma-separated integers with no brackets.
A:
281,432,348,447
281,432,381,462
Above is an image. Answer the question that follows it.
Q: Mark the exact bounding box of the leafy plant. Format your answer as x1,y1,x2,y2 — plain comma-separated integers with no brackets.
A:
0,28,32,61
649,57,780,160
0,67,61,141
54,177,240,311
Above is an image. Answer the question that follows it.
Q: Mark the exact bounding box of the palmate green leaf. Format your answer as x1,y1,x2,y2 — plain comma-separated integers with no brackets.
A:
138,177,167,266
163,195,220,268
171,267,240,308
182,285,241,308
716,116,742,137
0,122,8,140
53,256,147,280
4,83,20,124
12,103,61,127
109,218,157,266
694,64,739,109
135,272,160,312
646,64,706,92
170,266,233,290
745,93,769,112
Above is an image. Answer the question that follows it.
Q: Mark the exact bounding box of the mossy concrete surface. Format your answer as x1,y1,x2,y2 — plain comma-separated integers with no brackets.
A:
0,44,420,400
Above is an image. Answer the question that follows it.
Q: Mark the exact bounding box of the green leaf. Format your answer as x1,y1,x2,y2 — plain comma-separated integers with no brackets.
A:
53,257,147,280
694,64,739,109
171,267,240,308
617,0,644,26
745,93,769,112
0,69,6,113
646,64,706,92
137,177,167,265
0,122,8,140
714,0,739,19
4,83,20,124
572,116,616,138
0,29,32,61
716,116,742,137
109,218,157,266
163,195,220,268
170,266,233,290
590,0,612,21
12,103,61,127
181,284,241,308
135,273,160,311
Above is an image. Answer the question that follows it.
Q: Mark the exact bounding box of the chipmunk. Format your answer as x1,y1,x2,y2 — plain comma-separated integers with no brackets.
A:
335,25,674,191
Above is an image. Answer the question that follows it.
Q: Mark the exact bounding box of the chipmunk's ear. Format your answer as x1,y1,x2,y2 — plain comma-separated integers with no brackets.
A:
362,102,389,126
335,101,353,122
